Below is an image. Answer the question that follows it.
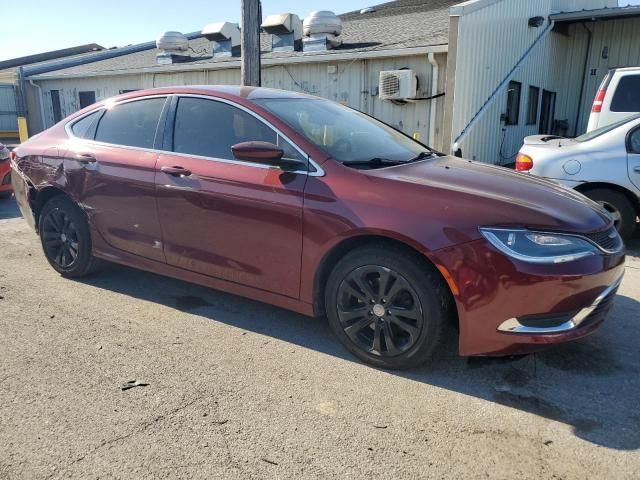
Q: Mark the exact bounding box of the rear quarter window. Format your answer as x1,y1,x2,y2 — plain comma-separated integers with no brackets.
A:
610,75,640,113
70,110,101,139
94,98,166,149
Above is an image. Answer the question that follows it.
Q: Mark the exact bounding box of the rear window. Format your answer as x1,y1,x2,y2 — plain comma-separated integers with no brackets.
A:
575,113,640,142
610,75,640,113
95,98,166,149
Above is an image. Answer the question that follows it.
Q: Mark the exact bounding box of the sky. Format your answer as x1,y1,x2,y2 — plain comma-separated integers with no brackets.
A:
2,0,640,61
0,0,369,61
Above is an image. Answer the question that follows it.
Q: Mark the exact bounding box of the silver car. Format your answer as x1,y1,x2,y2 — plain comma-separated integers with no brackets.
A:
516,114,640,240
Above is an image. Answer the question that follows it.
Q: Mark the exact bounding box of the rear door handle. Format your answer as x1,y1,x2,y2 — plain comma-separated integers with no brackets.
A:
74,153,96,164
161,165,192,177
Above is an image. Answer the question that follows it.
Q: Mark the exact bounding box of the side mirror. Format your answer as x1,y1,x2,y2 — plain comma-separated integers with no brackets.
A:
231,141,284,162
231,141,306,171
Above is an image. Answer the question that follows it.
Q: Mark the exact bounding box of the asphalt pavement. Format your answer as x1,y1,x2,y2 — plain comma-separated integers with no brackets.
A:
1,196,639,479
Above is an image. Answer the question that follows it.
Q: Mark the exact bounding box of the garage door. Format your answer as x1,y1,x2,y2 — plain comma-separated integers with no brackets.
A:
0,83,18,133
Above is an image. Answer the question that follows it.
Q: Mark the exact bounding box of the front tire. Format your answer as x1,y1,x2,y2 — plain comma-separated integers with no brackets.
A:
38,195,99,277
325,245,452,369
583,188,636,241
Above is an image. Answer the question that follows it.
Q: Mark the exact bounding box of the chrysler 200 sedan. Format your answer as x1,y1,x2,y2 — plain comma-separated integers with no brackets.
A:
11,86,625,369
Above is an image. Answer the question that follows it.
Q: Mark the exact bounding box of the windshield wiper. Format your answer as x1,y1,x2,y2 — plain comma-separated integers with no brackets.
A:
341,157,408,167
408,151,437,162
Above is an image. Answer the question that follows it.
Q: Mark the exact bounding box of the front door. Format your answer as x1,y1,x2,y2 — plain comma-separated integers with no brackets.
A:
66,96,168,262
155,96,308,298
627,125,640,193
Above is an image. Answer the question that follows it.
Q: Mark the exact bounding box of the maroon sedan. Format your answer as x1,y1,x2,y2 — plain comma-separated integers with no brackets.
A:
11,86,625,369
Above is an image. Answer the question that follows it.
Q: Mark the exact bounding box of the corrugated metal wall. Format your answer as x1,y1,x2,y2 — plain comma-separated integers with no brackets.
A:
33,53,447,150
447,0,633,164
0,83,18,131
571,16,640,134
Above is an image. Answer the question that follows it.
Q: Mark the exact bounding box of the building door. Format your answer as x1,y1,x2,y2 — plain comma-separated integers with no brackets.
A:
0,83,18,135
539,90,556,135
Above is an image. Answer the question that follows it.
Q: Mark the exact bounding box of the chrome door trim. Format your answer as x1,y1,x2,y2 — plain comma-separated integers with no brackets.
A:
64,93,326,177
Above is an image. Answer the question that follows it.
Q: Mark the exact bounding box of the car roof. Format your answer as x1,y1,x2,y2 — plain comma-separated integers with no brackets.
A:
117,85,320,102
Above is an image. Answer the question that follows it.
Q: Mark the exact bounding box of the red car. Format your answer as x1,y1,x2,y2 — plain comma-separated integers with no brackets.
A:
11,87,625,369
0,143,12,199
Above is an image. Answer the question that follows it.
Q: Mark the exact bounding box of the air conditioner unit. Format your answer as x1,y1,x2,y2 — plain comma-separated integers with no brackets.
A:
379,70,418,101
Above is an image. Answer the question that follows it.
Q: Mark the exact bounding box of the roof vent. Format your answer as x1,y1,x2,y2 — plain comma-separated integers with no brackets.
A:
202,22,241,57
262,13,303,52
360,7,376,14
302,11,343,52
156,31,190,64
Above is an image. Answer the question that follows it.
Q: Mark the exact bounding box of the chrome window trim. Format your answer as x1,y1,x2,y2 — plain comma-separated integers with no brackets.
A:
497,274,623,334
64,93,325,177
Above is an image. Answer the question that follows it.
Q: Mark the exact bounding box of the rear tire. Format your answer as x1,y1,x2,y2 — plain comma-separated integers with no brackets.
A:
38,195,100,277
583,188,636,241
325,245,452,369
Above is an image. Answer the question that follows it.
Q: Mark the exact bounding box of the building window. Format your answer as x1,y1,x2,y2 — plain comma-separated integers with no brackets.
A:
78,91,96,109
539,90,556,135
505,81,521,125
526,86,539,125
50,90,62,123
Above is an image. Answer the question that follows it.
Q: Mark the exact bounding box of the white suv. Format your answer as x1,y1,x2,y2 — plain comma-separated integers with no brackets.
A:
587,67,640,132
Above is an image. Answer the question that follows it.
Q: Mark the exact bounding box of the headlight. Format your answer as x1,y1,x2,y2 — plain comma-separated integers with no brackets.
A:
480,228,598,264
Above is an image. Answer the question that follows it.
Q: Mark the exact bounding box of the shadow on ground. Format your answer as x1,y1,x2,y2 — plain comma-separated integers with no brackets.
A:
71,230,640,451
0,195,20,220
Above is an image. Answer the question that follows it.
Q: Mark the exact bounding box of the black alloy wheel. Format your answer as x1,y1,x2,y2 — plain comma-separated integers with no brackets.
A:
337,265,423,357
42,209,80,269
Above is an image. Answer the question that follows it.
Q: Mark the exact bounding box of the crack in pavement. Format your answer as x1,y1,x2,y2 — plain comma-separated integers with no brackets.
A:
46,392,208,479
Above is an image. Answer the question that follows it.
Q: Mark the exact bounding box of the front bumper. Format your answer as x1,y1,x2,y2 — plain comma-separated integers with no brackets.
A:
432,238,626,356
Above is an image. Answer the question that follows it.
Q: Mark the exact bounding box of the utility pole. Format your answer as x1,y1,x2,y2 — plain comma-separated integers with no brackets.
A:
241,0,261,86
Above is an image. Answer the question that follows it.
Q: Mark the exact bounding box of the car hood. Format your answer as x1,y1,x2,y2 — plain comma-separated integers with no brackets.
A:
366,156,611,236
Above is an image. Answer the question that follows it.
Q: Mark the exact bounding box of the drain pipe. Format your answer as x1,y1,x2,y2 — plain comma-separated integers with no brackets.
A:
28,79,46,132
452,19,555,153
427,52,439,147
574,23,592,137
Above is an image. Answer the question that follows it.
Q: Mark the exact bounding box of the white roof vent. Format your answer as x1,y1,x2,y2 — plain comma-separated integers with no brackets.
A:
202,22,241,57
156,31,190,65
379,70,418,101
302,11,343,52
262,13,303,52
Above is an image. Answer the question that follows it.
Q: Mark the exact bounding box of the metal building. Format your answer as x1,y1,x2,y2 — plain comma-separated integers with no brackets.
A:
11,0,640,165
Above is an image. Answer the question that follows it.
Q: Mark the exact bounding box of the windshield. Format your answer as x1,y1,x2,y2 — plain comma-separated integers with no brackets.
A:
253,98,429,164
574,113,640,143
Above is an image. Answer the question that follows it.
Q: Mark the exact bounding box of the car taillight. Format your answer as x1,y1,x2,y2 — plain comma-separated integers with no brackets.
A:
592,89,606,113
515,153,533,171
10,151,16,160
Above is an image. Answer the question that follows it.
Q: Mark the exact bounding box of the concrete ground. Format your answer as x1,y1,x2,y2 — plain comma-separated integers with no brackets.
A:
1,196,639,480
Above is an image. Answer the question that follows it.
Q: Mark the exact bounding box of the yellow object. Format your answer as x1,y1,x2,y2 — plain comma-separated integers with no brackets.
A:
323,125,328,145
0,131,19,139
413,132,421,141
17,117,29,142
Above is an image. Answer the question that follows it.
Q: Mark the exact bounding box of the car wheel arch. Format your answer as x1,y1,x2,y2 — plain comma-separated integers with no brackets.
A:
575,182,640,215
311,234,459,327
33,186,70,232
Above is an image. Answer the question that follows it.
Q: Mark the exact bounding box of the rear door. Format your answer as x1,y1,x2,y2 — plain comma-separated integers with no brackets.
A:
627,124,640,193
154,96,308,298
66,96,168,262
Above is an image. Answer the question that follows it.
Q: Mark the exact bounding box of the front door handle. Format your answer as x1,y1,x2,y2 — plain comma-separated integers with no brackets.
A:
161,165,192,177
634,166,640,173
74,153,96,164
